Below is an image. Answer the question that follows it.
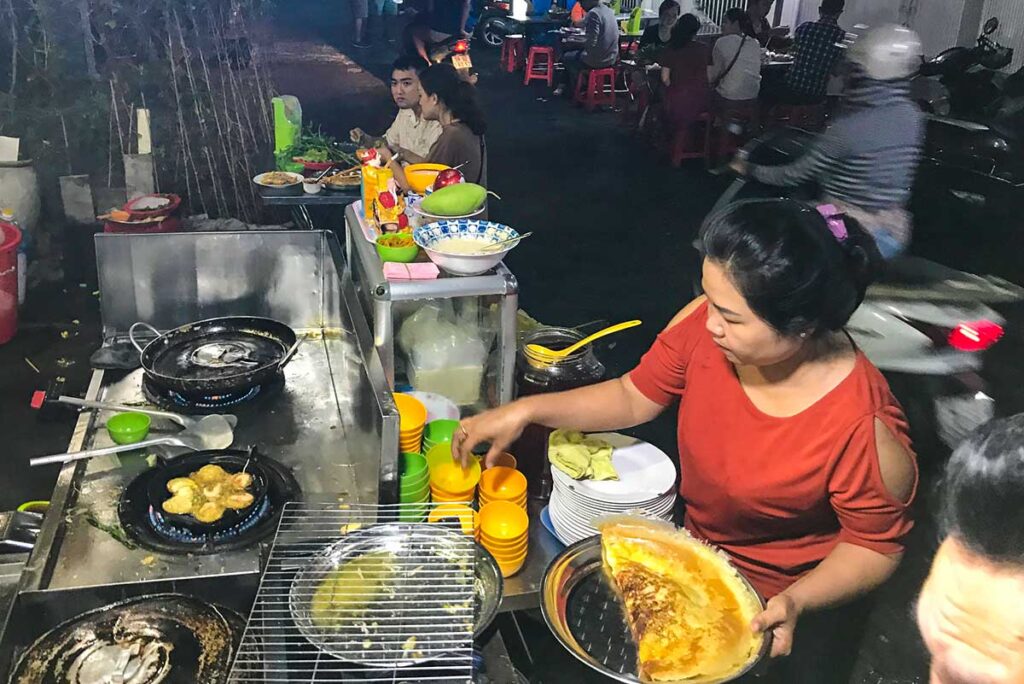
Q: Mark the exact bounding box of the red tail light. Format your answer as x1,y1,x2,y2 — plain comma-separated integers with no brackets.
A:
494,1,510,9
453,39,469,53
947,320,1004,352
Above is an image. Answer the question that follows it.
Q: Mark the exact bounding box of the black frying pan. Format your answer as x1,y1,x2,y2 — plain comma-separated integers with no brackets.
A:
130,316,299,397
147,450,269,535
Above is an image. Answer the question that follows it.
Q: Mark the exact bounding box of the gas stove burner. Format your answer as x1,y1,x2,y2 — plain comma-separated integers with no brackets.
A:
141,373,282,414
118,450,299,555
148,495,271,543
189,341,260,368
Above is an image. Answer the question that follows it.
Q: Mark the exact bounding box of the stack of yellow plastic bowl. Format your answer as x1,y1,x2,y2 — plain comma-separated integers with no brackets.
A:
478,466,527,510
479,501,529,577
395,393,428,454
427,503,480,539
429,460,481,503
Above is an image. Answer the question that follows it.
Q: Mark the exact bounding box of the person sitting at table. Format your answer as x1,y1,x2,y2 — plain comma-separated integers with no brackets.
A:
553,0,618,97
349,56,443,160
708,7,762,107
380,63,487,187
747,0,787,47
454,198,916,684
637,0,681,59
917,414,1024,684
658,14,710,144
774,0,847,105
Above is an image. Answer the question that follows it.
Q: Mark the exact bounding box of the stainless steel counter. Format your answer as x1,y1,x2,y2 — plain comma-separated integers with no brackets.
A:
17,231,400,595
500,499,563,612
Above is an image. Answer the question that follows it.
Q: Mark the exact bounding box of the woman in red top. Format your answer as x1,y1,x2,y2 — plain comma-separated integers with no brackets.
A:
453,199,917,680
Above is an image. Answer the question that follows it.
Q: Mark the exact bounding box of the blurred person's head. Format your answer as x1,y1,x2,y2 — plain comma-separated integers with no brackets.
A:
658,0,681,27
747,0,772,21
722,7,756,37
669,13,701,48
819,0,843,20
580,0,601,11
418,64,487,136
916,415,1024,684
390,55,429,110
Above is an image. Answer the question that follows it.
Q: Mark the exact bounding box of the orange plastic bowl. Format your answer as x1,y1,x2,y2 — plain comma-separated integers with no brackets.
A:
394,393,428,434
479,501,529,541
497,556,526,578
479,467,527,501
427,503,478,535
430,461,482,493
405,163,449,194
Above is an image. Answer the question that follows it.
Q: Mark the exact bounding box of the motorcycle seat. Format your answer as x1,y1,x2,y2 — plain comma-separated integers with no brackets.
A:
871,257,1024,303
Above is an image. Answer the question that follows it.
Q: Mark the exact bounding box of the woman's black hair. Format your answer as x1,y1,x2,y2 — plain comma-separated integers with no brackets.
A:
658,0,679,17
419,63,487,136
700,198,881,337
941,414,1024,565
724,7,757,38
669,13,701,48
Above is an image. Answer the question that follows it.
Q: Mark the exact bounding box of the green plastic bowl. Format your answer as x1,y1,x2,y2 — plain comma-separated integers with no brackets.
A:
401,452,430,479
106,412,151,445
424,419,460,445
376,235,419,263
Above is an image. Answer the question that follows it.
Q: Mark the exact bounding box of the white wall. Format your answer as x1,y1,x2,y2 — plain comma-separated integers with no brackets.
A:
982,0,1024,70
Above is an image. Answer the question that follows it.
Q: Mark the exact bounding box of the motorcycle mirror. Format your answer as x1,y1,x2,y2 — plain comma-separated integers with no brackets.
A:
983,17,999,35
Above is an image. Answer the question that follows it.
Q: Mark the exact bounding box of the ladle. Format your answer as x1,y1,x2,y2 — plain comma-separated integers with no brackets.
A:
525,320,642,360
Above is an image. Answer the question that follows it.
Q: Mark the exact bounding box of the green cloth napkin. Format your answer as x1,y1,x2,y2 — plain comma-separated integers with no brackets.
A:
549,430,619,481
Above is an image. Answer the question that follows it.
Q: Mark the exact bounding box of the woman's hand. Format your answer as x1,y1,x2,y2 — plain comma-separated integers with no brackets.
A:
377,146,394,164
730,157,750,176
452,400,533,467
751,593,802,657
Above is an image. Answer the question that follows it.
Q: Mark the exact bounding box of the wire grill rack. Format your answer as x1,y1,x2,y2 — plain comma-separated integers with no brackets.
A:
229,502,475,683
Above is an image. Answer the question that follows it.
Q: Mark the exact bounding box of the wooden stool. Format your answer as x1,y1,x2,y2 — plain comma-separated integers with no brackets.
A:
573,67,616,111
501,35,525,73
523,46,556,87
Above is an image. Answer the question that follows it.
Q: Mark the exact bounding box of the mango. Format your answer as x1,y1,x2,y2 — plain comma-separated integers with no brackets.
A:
421,183,487,217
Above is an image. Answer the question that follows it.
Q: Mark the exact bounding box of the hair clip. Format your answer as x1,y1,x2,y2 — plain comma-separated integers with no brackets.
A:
816,204,848,242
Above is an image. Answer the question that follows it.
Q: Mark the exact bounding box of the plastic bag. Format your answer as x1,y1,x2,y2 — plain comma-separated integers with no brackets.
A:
398,301,488,404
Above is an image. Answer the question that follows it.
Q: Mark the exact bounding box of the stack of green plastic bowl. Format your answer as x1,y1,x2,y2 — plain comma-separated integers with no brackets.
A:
422,419,460,454
399,452,431,521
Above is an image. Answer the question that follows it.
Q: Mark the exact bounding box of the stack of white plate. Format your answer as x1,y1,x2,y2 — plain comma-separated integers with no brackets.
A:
548,433,677,546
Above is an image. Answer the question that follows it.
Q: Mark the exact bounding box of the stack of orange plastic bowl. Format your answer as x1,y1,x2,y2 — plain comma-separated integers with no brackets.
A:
429,460,481,503
479,501,529,577
478,466,527,510
395,393,428,454
427,503,480,539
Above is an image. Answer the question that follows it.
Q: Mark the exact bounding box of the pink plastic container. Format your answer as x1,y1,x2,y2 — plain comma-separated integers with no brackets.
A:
0,221,23,344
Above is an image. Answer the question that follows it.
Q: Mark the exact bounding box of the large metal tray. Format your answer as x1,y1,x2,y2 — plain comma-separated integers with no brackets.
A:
289,523,475,669
540,536,768,684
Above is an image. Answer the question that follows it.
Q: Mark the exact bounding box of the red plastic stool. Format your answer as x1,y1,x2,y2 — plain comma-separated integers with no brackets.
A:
573,67,616,111
501,35,525,73
523,46,556,87
669,112,711,167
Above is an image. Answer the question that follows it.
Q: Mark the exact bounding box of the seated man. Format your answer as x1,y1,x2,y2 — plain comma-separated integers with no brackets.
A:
917,414,1024,683
772,0,846,104
554,0,618,96
350,56,443,159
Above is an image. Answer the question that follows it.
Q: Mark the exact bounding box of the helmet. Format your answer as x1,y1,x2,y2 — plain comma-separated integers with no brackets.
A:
848,24,923,80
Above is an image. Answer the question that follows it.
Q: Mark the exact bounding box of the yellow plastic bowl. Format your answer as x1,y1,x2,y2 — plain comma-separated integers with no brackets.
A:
427,504,478,535
481,534,528,555
394,393,428,434
479,466,527,501
430,460,481,492
405,163,449,194
479,500,529,541
497,556,527,578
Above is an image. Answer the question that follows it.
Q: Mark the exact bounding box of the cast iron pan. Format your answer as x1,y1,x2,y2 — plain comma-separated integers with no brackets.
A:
9,594,239,684
147,450,269,535
129,316,299,397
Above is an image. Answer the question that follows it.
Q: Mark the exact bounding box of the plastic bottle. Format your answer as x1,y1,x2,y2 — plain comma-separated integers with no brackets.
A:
0,208,25,306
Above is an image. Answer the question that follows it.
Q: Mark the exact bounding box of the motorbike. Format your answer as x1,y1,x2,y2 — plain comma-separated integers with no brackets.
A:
703,129,1024,454
469,0,562,49
911,18,1024,221
428,34,476,80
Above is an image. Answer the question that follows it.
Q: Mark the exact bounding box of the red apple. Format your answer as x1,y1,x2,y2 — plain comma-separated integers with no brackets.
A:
433,168,465,191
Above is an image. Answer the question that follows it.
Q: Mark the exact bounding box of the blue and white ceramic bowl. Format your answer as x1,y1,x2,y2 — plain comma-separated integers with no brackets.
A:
413,220,521,276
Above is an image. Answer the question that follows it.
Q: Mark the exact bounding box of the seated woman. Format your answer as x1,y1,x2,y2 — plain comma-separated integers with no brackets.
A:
917,415,1024,684
638,0,681,60
708,7,762,109
658,14,711,143
454,199,917,683
381,63,487,187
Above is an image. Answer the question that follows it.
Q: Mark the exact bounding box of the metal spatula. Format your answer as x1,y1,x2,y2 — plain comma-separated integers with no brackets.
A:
55,396,238,430
30,415,235,467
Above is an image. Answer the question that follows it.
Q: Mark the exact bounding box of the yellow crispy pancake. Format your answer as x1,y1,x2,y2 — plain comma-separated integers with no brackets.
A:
600,519,763,682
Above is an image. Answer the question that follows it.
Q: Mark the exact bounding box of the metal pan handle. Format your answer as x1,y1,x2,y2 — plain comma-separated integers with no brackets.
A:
128,322,161,354
277,334,305,370
29,436,179,467
55,395,188,428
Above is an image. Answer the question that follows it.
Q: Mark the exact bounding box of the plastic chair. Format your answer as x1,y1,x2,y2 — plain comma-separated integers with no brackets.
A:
669,112,712,167
706,100,760,167
573,67,617,111
523,46,556,87
501,35,525,73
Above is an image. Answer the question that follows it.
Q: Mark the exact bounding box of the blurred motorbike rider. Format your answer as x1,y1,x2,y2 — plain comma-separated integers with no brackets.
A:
733,25,925,259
